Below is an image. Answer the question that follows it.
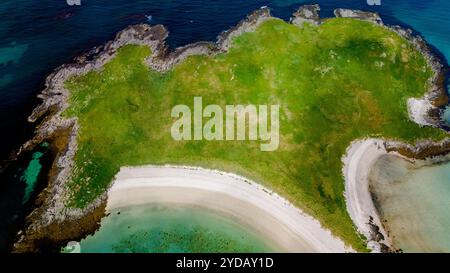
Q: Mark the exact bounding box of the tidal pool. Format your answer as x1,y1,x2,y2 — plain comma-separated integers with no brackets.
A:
370,155,450,252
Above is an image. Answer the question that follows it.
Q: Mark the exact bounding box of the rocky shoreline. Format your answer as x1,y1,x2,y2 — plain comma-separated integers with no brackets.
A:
12,5,450,252
13,6,273,253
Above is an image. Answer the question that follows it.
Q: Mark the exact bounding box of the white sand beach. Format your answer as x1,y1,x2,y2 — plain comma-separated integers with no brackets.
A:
342,139,392,252
106,165,352,253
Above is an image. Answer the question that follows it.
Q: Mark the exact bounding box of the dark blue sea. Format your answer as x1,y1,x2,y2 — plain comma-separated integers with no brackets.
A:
0,0,449,252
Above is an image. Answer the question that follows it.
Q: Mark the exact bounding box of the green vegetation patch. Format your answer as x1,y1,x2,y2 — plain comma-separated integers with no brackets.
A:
64,18,448,251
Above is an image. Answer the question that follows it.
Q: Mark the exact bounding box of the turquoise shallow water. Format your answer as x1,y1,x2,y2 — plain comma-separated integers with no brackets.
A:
73,205,274,253
370,155,450,252
21,151,43,204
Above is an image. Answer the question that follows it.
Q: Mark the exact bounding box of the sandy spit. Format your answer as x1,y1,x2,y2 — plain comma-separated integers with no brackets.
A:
106,165,353,253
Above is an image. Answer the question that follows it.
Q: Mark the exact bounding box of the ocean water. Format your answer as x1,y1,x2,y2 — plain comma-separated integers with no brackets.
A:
0,143,50,252
370,155,450,252
1,0,450,252
69,205,273,253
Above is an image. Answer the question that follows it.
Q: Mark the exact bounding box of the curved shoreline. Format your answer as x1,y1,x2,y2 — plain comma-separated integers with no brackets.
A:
342,139,450,252
106,165,352,253
343,139,392,252
13,4,450,252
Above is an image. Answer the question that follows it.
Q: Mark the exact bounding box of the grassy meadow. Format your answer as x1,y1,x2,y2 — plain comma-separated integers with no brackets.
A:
64,18,448,251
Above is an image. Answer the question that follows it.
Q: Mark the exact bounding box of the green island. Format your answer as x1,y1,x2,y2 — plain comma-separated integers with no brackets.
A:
63,17,448,251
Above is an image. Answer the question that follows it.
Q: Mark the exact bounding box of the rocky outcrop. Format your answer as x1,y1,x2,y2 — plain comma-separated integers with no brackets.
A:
389,25,448,127
216,7,272,52
332,8,448,129
149,7,272,72
385,139,450,161
334,8,383,25
290,4,321,26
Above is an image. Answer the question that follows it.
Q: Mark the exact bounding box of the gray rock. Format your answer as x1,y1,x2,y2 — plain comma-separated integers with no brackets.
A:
290,4,321,26
334,8,383,25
